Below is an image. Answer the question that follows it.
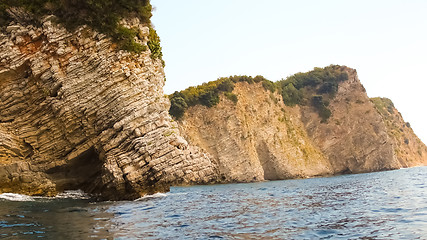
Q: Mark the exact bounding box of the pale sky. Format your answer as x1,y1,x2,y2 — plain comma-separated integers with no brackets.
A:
151,0,427,144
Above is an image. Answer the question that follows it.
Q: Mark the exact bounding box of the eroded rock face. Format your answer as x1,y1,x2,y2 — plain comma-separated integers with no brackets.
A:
0,14,217,200
1,12,425,199
179,68,427,180
371,97,427,167
178,82,333,182
301,68,401,173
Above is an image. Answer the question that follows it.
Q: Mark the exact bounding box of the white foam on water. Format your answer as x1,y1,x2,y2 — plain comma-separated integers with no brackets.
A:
0,193,35,202
134,192,168,201
0,190,91,202
55,190,90,199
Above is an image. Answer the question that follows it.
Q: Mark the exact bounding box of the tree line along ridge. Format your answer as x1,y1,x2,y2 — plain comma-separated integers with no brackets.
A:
169,65,349,122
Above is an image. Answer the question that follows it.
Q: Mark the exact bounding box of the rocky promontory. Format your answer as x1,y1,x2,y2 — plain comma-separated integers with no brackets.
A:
174,67,427,181
0,6,217,200
1,3,426,200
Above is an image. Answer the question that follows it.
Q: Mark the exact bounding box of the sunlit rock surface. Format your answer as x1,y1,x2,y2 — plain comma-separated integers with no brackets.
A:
0,12,217,200
178,67,427,181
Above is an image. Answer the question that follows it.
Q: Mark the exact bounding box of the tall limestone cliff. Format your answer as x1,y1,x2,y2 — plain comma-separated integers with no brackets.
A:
178,83,332,182
176,67,427,181
300,68,400,173
0,9,217,200
1,7,426,200
371,97,427,167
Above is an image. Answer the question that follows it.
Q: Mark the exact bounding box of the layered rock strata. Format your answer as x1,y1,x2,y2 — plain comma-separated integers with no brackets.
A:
178,83,332,182
1,12,425,200
178,68,427,181
0,13,217,200
371,97,427,167
300,68,401,173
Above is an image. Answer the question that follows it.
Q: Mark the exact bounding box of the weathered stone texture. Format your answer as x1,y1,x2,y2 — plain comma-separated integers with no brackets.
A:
1,11,425,199
371,98,427,168
301,68,402,173
178,82,332,182
179,68,427,180
0,14,217,200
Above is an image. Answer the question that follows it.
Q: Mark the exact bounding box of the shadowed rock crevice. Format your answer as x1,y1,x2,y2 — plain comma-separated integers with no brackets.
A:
0,13,218,200
46,147,102,193
256,141,280,180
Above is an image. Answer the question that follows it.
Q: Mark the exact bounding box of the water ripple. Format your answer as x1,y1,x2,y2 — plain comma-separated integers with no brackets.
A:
1,166,427,239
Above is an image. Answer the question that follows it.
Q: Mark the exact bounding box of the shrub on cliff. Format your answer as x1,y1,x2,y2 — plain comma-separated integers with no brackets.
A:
168,78,229,119
278,65,348,96
200,91,220,108
224,92,238,103
278,65,348,121
0,0,163,58
148,27,164,64
312,95,332,122
317,82,338,95
217,79,235,92
371,97,395,116
115,26,147,53
261,79,277,93
230,75,254,84
169,92,187,119
280,83,302,107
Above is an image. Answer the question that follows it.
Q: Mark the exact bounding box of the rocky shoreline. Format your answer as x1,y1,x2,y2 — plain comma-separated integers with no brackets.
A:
1,9,426,200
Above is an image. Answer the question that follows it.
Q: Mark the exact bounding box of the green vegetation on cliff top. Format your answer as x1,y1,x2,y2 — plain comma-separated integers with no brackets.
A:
277,65,348,122
169,65,349,122
371,97,395,117
0,0,163,61
169,75,274,119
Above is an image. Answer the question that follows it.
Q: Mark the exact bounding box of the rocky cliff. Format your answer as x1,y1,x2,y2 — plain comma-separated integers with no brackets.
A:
0,10,217,200
1,8,426,201
300,68,400,173
178,83,332,182
371,97,427,167
177,67,427,181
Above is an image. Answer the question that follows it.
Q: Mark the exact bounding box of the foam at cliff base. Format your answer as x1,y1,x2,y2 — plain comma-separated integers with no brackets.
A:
0,190,90,202
134,192,168,201
55,190,90,199
0,193,35,202
0,191,162,202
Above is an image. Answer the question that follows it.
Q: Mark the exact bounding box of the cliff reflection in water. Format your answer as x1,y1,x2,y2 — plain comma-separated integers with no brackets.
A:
1,166,427,239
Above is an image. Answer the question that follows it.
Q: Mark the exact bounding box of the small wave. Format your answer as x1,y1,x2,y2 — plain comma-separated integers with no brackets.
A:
134,192,167,201
55,190,90,199
0,193,35,202
0,190,90,202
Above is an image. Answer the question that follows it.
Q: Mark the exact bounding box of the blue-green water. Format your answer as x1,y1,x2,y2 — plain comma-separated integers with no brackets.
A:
1,167,427,239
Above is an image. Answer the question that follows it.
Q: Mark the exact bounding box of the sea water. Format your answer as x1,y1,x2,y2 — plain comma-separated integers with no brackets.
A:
1,167,426,239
